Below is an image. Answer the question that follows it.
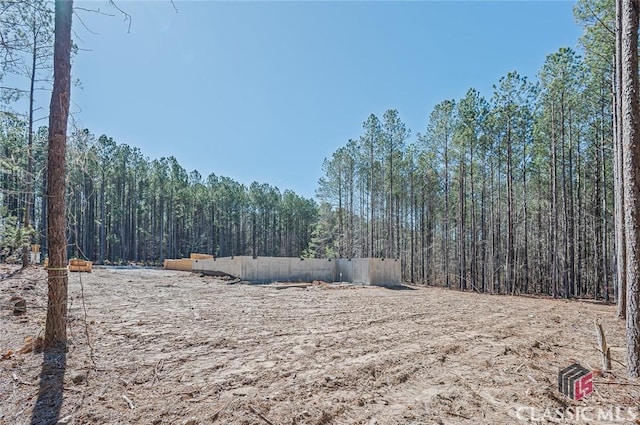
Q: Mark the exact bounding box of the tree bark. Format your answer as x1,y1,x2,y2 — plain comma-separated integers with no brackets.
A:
444,132,450,288
616,0,628,319
620,0,640,378
45,0,73,348
459,159,466,291
506,120,515,294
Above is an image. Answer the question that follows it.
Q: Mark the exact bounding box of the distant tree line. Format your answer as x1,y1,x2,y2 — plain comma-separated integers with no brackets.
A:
0,124,318,263
313,0,616,299
0,0,625,300
0,0,319,266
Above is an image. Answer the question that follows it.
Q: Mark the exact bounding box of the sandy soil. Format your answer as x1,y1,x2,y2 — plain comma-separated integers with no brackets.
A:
1,266,638,425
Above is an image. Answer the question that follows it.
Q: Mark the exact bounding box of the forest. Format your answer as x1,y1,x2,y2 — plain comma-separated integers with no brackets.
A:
0,0,620,301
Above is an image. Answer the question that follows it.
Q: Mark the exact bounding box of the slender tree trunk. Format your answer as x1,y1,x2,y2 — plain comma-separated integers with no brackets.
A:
561,99,571,299
616,0,628,319
99,170,106,263
459,160,466,291
601,84,610,302
444,134,450,288
522,127,529,294
506,121,515,294
551,101,559,299
596,110,604,300
410,163,415,283
338,164,343,257
22,12,39,269
490,161,498,293
420,186,426,283
349,161,354,257
536,172,544,294
45,0,73,348
621,0,640,379
481,164,487,293
470,139,478,291
370,136,375,257
567,109,576,298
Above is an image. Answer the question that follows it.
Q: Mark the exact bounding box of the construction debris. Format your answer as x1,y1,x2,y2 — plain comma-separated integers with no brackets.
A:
163,253,214,271
189,253,214,260
69,259,92,273
163,258,194,271
17,336,43,354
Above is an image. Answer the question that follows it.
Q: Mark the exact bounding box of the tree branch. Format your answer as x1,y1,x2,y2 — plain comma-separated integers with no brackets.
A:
73,7,115,17
585,1,615,37
108,1,132,34
73,10,98,35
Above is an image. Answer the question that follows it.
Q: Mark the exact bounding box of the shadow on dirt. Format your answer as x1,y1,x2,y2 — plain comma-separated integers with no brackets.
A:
29,345,66,425
385,284,416,291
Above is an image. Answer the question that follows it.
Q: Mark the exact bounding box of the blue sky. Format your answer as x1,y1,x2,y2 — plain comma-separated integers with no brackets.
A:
71,1,583,199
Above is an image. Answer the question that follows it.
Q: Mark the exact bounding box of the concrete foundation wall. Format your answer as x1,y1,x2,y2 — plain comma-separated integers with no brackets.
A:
336,258,401,287
193,257,243,278
193,256,401,287
337,258,369,284
368,258,401,287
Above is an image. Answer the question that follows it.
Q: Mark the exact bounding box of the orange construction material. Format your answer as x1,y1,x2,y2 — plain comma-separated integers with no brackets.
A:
163,258,194,271
69,259,92,273
189,253,214,260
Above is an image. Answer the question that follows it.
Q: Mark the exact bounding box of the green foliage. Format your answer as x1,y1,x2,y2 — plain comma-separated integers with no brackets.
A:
316,19,615,293
0,0,54,106
574,0,614,71
0,212,34,261
306,203,338,258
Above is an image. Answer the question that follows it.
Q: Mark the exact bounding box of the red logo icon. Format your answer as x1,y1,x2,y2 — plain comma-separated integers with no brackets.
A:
558,363,593,400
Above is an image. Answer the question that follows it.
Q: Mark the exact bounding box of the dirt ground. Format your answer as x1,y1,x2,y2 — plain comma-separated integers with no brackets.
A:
1,265,639,425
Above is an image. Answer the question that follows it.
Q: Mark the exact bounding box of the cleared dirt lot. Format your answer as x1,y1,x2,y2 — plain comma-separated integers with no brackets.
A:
1,266,638,424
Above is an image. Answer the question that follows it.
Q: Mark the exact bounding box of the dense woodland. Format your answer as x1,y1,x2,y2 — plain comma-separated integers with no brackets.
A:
0,126,319,262
0,0,624,300
312,0,617,300
315,57,610,298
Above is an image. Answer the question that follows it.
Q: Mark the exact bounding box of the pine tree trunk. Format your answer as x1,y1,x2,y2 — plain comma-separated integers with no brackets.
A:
481,159,487,293
601,88,610,301
22,13,39,269
470,140,478,291
459,160,466,291
45,0,73,348
506,121,515,294
522,128,529,294
444,134,450,288
551,101,559,299
567,110,576,298
621,0,640,378
616,0,628,319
